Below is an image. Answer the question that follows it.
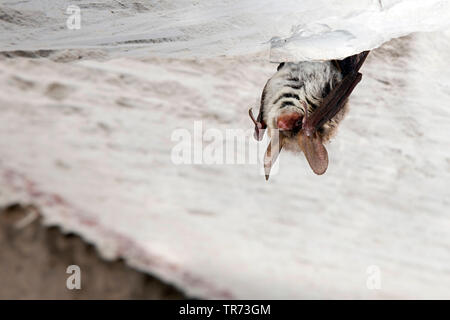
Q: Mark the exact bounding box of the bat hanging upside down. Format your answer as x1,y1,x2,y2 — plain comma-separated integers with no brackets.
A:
249,51,370,180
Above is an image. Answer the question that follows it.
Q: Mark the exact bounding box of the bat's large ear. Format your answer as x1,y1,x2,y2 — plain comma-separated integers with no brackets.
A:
249,108,266,141
298,132,328,175
264,133,284,180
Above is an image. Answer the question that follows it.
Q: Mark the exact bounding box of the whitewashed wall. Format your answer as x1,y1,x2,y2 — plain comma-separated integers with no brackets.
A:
1,0,450,60
1,1,450,298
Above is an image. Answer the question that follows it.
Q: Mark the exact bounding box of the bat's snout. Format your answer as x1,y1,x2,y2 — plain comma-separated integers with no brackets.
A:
276,112,302,131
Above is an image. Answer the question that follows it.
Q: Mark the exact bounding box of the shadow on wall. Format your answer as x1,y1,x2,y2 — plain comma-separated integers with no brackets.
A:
0,204,187,299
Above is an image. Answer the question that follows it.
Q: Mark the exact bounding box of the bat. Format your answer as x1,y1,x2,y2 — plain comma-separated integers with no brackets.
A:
249,51,369,179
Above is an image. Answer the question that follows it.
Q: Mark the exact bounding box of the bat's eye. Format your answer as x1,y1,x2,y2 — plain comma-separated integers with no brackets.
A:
277,63,285,71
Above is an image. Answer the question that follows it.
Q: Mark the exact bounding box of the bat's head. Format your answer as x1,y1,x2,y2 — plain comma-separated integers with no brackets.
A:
262,61,342,141
262,82,310,148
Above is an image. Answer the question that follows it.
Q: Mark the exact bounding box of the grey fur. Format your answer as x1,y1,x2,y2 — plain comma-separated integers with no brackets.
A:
262,61,349,151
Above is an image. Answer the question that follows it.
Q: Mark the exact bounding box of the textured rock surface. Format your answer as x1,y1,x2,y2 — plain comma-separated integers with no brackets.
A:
0,205,185,299
1,0,450,60
1,31,450,298
2,0,450,299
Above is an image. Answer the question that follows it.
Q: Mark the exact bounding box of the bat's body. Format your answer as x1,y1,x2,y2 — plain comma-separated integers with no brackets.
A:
249,51,369,179
262,61,346,151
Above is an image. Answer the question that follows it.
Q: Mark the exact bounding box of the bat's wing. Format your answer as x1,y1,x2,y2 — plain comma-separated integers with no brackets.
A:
303,50,369,135
302,71,362,135
300,51,370,174
336,51,370,77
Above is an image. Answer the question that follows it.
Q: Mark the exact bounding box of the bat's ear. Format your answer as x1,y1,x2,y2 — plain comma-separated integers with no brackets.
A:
249,108,266,141
298,132,329,175
264,134,284,180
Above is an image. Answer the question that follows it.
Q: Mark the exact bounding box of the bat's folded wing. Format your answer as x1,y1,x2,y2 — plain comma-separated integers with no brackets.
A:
303,71,362,134
338,51,370,76
303,50,369,134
